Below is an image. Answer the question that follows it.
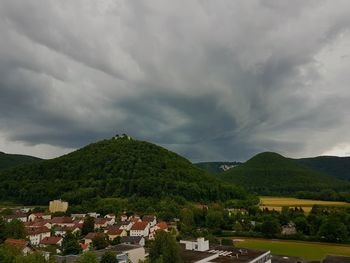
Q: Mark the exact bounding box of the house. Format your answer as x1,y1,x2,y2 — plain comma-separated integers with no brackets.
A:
49,200,68,213
120,214,128,222
130,221,150,237
94,218,109,229
142,215,157,227
25,226,51,246
84,232,107,246
53,225,80,236
71,213,86,220
25,219,52,229
281,222,297,235
117,221,135,231
105,213,116,219
4,239,34,255
149,222,169,239
4,214,28,223
28,213,51,222
106,228,127,241
51,217,75,227
39,236,63,247
120,236,145,247
87,212,100,218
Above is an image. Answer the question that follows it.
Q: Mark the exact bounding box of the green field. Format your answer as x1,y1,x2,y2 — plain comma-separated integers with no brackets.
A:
234,238,350,260
259,196,350,213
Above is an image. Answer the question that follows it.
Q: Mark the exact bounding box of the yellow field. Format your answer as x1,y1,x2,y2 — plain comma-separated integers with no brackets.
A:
259,196,350,213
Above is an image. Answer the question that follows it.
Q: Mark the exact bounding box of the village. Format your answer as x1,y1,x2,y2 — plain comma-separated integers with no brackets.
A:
1,200,279,263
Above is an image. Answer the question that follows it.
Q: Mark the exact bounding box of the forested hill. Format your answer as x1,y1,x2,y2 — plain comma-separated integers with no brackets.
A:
0,137,247,205
297,156,350,181
0,152,41,171
218,152,350,196
195,161,241,174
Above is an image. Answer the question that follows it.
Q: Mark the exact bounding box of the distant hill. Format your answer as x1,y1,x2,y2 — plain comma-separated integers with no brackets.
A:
0,152,41,171
195,162,241,174
297,156,350,181
0,137,247,205
218,152,350,195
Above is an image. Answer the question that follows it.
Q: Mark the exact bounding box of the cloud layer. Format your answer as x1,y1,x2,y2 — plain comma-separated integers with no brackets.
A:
1,0,350,161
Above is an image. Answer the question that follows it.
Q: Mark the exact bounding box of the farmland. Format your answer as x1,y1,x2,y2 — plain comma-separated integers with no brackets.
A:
259,196,350,213
234,238,350,260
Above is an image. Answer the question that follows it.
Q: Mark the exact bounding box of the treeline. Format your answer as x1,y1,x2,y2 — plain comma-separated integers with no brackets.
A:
176,204,350,244
297,190,350,202
0,138,248,206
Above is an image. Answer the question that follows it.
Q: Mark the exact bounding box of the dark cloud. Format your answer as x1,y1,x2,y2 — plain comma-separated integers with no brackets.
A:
1,0,350,161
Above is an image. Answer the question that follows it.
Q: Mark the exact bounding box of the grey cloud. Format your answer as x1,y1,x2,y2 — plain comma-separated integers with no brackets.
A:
1,0,350,161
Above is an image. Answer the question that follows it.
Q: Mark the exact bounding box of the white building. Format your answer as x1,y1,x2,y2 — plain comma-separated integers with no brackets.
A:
180,238,209,252
130,222,150,237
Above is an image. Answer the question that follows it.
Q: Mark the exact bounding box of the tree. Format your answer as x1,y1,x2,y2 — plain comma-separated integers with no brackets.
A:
5,219,25,239
101,251,117,263
179,208,195,236
318,218,348,242
0,218,6,243
92,235,108,250
0,245,20,263
149,231,182,263
75,251,98,263
205,210,224,230
294,216,310,235
62,231,82,255
261,217,281,237
82,216,95,236
14,252,48,263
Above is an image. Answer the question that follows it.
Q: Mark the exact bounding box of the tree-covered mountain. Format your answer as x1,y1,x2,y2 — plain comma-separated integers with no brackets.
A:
0,137,247,205
195,161,241,174
297,156,350,181
0,152,41,171
217,152,350,196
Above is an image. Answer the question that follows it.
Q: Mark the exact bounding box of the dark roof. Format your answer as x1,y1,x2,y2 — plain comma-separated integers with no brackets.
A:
271,255,304,263
121,236,144,244
180,244,270,263
322,255,350,263
54,244,142,263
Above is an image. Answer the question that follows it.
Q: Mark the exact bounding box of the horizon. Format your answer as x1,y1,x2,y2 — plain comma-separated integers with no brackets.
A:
1,1,350,161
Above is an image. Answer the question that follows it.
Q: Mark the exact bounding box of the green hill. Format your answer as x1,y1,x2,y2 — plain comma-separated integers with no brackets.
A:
0,137,247,205
195,162,241,174
297,156,350,181
218,152,349,195
0,152,41,171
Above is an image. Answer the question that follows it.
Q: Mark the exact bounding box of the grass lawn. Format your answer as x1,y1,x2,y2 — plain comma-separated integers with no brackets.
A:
259,196,350,213
234,237,350,261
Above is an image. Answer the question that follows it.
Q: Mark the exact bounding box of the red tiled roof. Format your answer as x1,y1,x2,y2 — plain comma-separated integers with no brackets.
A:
94,218,108,225
131,221,149,231
106,229,124,236
80,243,89,250
26,226,50,235
40,236,62,245
5,239,28,248
156,222,168,230
85,232,105,240
51,217,73,224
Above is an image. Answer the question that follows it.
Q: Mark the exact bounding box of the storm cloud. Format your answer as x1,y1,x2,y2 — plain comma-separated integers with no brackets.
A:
1,0,350,161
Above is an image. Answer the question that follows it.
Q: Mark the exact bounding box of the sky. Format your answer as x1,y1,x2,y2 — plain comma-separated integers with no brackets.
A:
1,1,350,162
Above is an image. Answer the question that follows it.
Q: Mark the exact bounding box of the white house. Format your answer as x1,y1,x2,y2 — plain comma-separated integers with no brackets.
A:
26,227,51,246
130,222,150,237
142,215,157,227
28,213,51,222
